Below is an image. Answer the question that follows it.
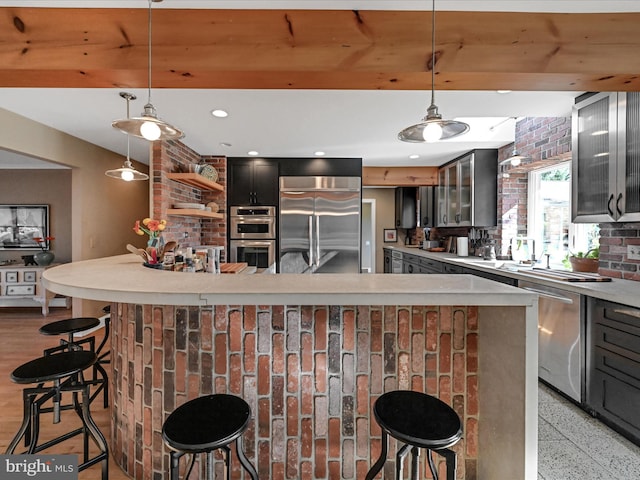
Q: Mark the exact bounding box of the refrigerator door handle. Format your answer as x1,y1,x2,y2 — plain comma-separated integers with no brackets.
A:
308,215,314,268
315,214,320,267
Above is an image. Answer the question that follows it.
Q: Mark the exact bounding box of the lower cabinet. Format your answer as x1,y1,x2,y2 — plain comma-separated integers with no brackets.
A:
587,298,640,444
402,253,421,274
0,264,69,315
383,249,392,273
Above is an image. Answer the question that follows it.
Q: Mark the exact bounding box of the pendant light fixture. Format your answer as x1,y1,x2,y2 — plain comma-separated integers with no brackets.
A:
106,92,150,182
398,0,469,143
112,0,183,142
500,147,527,167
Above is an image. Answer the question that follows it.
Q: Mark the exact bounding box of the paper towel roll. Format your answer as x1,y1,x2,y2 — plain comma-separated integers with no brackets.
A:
457,237,469,257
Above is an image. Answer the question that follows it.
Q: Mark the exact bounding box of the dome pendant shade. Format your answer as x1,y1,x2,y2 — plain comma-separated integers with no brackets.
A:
398,103,470,142
398,0,470,144
105,160,150,182
112,104,184,141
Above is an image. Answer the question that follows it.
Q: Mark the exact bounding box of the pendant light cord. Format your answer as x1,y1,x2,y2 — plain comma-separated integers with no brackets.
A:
430,0,436,107
147,0,153,105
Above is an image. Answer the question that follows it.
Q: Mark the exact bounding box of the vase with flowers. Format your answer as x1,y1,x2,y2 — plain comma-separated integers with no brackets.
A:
133,218,166,264
32,236,55,266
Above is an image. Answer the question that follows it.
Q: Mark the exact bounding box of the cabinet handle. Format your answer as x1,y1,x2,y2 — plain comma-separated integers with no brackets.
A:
443,215,447,224
408,264,414,273
423,216,429,225
616,193,623,216
455,213,461,223
607,194,614,216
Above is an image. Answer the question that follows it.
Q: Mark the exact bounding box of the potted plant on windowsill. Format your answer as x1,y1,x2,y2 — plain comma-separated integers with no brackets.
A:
564,247,599,273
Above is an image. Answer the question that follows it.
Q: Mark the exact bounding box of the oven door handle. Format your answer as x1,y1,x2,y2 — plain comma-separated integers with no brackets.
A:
308,215,314,268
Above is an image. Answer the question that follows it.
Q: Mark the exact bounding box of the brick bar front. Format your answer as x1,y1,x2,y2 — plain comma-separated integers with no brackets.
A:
110,303,479,480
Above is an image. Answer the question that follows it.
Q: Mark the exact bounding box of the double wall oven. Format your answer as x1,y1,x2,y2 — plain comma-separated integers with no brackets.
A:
229,206,276,272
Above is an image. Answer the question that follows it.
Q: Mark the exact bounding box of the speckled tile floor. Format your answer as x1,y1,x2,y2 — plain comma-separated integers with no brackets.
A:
538,382,640,480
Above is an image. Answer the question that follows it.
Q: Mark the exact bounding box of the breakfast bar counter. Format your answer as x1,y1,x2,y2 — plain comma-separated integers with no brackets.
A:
43,254,539,479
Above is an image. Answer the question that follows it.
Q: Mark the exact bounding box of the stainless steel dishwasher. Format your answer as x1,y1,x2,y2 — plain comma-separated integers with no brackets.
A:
519,280,584,403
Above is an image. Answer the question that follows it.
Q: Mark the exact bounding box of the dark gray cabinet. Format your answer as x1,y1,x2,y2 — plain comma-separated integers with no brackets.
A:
437,149,497,227
587,298,640,444
383,248,392,273
228,158,279,206
572,92,640,222
402,252,421,274
395,187,417,229
418,186,435,228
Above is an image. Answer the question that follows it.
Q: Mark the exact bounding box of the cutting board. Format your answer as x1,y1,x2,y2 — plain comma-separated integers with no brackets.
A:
530,268,612,282
220,262,248,274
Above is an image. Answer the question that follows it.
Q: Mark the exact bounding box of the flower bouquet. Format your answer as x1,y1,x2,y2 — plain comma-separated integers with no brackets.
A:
133,218,166,264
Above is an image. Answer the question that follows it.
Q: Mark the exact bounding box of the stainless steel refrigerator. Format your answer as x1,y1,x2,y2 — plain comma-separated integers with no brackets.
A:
279,176,361,274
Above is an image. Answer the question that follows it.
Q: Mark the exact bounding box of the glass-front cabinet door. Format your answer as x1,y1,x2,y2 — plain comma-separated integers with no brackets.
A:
619,92,640,221
572,91,640,223
572,92,617,223
437,168,448,225
446,163,458,226
458,154,472,225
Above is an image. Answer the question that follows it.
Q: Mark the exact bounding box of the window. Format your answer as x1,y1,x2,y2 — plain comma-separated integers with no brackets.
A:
528,162,599,267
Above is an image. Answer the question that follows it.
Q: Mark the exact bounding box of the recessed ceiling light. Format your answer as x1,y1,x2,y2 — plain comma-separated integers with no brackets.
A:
496,90,512,94
248,150,259,156
219,142,232,147
211,109,228,118
314,151,326,156
409,154,420,159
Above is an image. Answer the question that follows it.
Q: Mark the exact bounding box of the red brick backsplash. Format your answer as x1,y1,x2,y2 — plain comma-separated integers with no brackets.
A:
111,302,479,479
598,223,640,281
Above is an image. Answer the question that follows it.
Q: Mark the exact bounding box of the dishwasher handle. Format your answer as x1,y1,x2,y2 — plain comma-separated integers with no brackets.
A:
520,286,575,304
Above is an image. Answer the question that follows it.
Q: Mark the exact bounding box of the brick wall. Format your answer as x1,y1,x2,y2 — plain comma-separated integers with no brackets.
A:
110,302,479,480
598,223,640,281
492,117,640,280
151,141,227,258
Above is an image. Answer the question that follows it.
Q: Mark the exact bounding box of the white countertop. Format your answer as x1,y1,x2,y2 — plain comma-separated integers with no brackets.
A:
388,246,640,308
42,254,537,307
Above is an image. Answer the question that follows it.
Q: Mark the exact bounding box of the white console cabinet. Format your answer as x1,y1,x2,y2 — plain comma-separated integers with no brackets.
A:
0,264,70,316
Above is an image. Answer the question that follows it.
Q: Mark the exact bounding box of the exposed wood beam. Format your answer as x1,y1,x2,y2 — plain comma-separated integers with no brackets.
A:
363,167,438,186
1,8,640,91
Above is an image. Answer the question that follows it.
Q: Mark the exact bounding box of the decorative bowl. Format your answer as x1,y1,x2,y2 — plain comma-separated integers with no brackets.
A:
569,256,599,273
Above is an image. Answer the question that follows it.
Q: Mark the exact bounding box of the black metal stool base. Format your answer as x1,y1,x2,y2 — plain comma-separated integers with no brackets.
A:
162,394,258,480
365,390,463,480
6,351,108,480
39,316,110,408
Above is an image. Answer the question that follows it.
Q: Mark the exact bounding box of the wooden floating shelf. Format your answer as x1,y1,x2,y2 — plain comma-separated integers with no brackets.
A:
166,173,223,191
166,209,224,219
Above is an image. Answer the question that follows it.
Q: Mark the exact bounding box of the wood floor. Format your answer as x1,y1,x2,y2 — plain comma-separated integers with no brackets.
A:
0,307,131,480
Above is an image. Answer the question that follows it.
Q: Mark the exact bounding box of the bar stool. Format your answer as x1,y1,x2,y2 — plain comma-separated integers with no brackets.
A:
365,390,463,480
39,316,110,407
162,394,258,480
5,350,108,480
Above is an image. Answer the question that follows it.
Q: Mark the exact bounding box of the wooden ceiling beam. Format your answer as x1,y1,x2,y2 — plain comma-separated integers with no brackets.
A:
1,8,640,91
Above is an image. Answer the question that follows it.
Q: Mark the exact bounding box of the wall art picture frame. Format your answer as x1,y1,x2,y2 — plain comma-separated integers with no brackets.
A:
0,205,49,250
383,228,397,243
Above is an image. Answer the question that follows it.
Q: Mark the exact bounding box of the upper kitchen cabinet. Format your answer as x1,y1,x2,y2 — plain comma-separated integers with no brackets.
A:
395,187,417,229
572,92,640,223
228,158,279,206
437,149,497,227
418,186,435,228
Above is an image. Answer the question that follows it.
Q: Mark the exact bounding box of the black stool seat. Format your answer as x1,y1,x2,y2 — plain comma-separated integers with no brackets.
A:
39,317,100,337
366,390,463,480
374,390,462,450
11,350,97,384
162,394,258,480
